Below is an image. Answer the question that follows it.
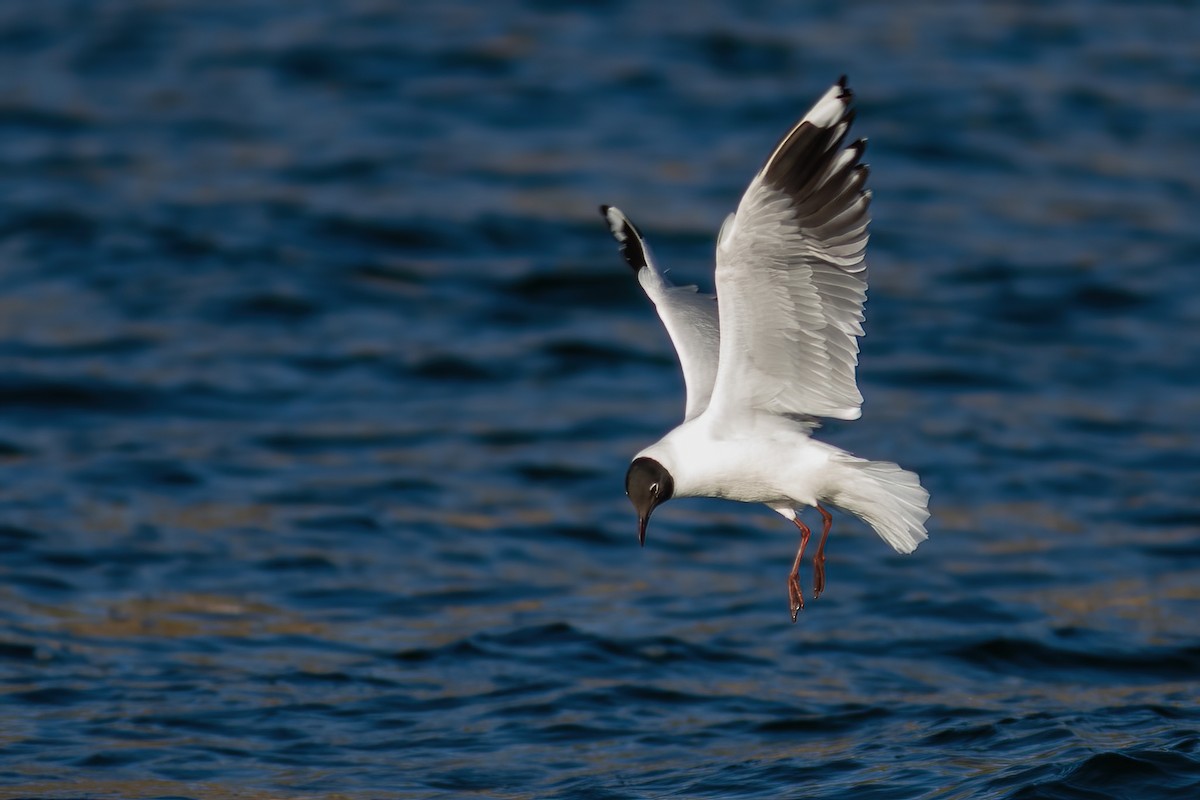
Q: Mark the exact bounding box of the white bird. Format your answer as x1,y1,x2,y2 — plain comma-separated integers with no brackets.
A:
601,77,929,622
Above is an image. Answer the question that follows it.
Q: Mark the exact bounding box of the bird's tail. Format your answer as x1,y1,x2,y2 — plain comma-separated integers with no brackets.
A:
830,458,930,554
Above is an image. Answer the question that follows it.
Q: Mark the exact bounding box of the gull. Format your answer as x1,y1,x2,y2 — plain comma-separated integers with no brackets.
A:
600,77,929,622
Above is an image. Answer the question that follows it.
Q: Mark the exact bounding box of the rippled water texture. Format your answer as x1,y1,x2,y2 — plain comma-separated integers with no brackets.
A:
1,1,1198,797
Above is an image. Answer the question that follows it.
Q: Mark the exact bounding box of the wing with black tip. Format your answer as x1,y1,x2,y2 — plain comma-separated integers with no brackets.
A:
707,77,871,423
600,205,720,422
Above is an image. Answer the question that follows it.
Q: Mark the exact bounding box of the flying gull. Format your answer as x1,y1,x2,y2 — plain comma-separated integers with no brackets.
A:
601,77,930,622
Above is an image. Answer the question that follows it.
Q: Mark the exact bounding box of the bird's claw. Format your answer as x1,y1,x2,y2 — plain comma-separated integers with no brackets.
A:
813,553,826,599
787,573,804,623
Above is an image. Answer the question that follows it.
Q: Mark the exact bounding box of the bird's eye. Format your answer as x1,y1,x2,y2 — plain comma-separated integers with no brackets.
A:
649,482,659,495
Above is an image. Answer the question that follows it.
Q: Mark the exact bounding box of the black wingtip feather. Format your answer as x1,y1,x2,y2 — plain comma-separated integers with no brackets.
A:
599,205,648,272
757,81,870,240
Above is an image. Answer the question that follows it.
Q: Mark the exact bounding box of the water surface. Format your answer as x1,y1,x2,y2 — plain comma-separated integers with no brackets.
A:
0,1,1198,797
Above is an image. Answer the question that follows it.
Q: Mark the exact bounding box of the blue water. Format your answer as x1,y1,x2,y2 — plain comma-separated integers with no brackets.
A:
1,1,1198,797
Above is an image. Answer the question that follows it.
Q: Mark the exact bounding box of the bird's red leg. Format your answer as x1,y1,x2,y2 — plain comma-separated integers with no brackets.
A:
788,517,811,622
813,504,833,599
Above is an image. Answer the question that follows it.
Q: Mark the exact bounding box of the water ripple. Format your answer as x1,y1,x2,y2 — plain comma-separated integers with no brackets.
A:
0,0,1197,797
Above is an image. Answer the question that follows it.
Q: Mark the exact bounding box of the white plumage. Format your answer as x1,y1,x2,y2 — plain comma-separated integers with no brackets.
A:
602,78,930,621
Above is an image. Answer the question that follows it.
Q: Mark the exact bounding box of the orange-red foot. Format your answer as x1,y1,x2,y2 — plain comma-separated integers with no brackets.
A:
788,572,804,622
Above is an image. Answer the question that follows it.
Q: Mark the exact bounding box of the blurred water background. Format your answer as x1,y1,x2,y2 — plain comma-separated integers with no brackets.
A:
0,1,1198,797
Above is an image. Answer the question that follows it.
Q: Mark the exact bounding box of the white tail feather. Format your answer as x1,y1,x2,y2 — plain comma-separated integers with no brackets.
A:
831,459,929,554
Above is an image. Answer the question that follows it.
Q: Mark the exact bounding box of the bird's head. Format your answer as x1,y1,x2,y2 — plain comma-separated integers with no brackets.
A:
625,457,675,547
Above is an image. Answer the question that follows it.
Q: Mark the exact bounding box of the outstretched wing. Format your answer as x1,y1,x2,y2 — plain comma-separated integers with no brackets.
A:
601,205,720,422
706,77,871,423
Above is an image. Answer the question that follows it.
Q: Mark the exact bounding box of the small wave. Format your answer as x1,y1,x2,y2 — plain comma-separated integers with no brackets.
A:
952,636,1200,682
1014,749,1200,799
